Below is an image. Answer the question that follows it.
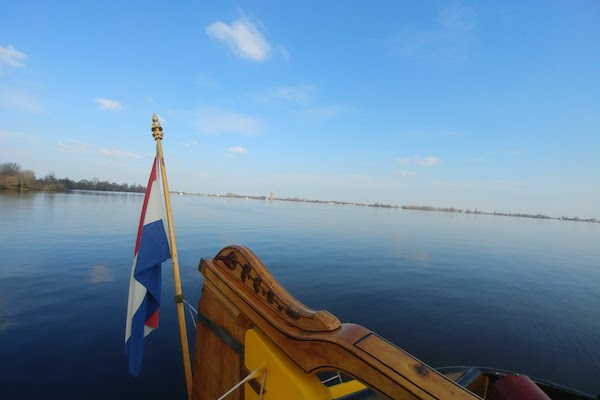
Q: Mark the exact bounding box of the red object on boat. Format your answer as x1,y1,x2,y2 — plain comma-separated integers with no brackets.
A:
490,375,551,400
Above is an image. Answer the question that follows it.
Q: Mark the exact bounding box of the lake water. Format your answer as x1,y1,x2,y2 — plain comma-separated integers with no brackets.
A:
0,191,599,399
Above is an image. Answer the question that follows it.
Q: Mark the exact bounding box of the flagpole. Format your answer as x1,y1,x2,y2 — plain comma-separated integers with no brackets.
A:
151,114,193,400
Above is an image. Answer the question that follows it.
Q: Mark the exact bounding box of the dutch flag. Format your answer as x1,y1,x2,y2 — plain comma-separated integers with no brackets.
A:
125,156,171,376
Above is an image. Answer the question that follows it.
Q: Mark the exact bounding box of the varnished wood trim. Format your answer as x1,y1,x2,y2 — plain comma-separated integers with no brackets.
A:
196,245,482,400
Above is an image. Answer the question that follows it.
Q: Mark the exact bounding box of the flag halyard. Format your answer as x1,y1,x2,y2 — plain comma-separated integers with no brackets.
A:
125,156,171,376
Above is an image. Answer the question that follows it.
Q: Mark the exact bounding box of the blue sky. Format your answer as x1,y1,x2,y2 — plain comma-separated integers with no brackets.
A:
1,1,599,218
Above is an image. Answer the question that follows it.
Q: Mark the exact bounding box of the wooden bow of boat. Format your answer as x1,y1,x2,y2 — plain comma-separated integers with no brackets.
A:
192,245,481,400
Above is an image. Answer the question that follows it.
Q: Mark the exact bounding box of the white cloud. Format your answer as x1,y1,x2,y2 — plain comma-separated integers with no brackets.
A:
225,146,248,158
304,105,352,119
206,17,271,62
276,45,290,61
491,148,525,157
195,107,263,136
257,85,313,104
438,4,475,32
0,129,39,144
95,98,122,111
397,156,442,168
442,179,524,191
415,156,442,167
0,131,13,140
58,139,91,154
396,170,415,178
182,140,198,148
193,74,221,89
228,146,247,155
0,87,43,113
0,45,27,69
99,148,141,159
389,4,475,61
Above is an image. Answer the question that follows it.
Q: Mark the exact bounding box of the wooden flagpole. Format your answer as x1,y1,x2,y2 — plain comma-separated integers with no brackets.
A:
151,114,193,400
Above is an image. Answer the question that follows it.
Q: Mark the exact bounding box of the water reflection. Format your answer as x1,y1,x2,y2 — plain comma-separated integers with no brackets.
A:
90,265,114,283
0,297,17,332
1,191,599,396
411,250,432,267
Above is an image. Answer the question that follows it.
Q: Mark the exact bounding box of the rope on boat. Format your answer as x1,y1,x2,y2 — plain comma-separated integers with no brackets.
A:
182,299,198,331
321,372,343,385
216,365,267,400
184,300,245,358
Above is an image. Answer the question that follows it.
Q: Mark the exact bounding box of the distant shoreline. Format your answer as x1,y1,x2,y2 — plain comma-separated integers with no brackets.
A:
3,161,597,223
2,187,597,223
172,191,600,224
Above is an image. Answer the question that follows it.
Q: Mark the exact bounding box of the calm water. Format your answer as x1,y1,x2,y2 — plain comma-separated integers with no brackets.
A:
0,191,599,398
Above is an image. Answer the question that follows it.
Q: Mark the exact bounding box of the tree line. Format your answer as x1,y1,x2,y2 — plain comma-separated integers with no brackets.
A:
0,162,145,193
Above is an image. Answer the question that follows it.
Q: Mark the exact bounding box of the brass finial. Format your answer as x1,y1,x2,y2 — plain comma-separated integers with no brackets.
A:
151,114,163,140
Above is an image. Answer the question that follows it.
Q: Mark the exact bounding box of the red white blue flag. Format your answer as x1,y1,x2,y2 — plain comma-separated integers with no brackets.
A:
125,156,171,376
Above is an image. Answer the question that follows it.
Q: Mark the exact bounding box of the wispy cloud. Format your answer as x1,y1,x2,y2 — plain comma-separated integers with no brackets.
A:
438,4,475,31
442,179,524,191
396,170,415,178
256,85,314,104
491,148,525,157
0,129,28,140
95,98,122,111
398,155,442,167
99,148,141,159
415,156,442,167
0,45,27,70
303,105,353,119
58,139,91,154
255,85,351,120
398,157,411,166
195,107,263,136
277,45,290,61
182,140,198,148
389,4,476,61
225,146,248,158
0,87,43,113
193,74,221,89
0,131,13,140
206,16,271,62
